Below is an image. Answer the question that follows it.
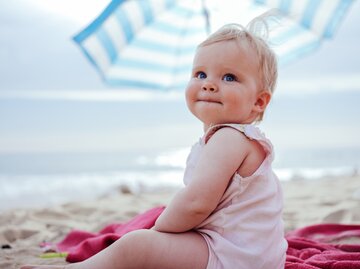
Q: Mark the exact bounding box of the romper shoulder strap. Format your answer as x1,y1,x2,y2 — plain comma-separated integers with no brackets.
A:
203,124,274,161
204,124,246,144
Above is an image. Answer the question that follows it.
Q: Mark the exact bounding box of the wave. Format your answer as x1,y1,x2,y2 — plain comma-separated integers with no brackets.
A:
1,165,358,212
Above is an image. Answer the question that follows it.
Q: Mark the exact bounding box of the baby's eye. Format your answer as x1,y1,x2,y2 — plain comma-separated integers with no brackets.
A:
223,74,237,82
196,71,207,79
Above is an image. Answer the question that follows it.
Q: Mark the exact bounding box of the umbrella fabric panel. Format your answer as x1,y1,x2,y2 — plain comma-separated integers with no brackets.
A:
209,0,353,64
106,4,207,89
257,0,352,38
73,0,354,90
74,0,207,90
254,0,353,63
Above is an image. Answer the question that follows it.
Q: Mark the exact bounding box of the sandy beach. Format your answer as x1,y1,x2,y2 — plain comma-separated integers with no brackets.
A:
1,175,360,268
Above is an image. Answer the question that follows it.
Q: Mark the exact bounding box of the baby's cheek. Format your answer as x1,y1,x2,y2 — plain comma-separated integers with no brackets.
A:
185,83,197,101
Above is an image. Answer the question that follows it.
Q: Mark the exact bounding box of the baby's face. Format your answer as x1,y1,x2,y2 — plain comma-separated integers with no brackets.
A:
185,40,262,130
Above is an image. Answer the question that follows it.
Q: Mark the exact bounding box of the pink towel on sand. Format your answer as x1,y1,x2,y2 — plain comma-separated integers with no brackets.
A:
56,206,165,262
56,207,360,268
285,224,360,269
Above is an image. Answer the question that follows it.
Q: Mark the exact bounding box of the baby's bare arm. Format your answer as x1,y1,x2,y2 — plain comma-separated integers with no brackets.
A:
154,127,252,233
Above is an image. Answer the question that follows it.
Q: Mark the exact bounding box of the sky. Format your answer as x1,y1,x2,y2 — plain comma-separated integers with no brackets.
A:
0,0,359,170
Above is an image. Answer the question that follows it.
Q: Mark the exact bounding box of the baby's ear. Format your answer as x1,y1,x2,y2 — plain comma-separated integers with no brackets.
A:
254,90,271,112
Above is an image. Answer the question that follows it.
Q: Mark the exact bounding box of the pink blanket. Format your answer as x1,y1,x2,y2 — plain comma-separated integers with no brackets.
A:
286,223,360,268
57,206,165,262
56,206,360,268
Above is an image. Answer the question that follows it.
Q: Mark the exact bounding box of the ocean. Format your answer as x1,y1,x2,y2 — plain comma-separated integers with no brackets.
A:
1,90,359,211
0,146,359,212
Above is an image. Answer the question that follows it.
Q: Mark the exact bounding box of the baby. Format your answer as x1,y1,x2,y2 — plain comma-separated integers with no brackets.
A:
21,14,287,269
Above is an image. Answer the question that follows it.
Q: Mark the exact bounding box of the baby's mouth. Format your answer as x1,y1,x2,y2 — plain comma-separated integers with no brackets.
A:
198,98,222,105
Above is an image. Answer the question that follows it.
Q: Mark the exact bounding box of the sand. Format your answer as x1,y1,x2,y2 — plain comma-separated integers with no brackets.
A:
1,175,360,268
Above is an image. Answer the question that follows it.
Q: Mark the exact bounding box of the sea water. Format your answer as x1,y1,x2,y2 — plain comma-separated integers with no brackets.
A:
1,91,359,211
0,146,359,212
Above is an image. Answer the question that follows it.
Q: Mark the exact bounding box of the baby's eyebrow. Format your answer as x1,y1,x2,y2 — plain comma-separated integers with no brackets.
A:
192,65,205,70
191,67,205,74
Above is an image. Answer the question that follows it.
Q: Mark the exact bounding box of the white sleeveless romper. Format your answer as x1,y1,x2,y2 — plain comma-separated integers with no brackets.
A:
183,124,287,269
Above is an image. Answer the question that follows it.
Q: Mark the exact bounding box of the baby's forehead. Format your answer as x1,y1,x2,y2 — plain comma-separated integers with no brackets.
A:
195,39,261,66
198,39,258,56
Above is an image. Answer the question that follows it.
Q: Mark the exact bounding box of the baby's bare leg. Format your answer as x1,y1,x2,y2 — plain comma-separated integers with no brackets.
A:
21,229,209,269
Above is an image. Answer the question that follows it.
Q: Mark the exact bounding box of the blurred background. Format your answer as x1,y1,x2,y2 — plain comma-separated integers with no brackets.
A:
0,0,359,211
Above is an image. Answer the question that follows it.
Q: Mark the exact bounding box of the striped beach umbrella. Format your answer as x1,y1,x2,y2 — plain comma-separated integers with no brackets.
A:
73,0,353,91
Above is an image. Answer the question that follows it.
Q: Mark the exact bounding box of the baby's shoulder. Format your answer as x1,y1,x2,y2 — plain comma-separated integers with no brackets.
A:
206,126,266,177
206,126,252,150
207,125,250,140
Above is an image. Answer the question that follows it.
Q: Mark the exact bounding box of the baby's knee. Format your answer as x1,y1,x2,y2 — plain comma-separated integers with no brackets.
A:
115,229,157,265
121,229,153,242
118,229,156,253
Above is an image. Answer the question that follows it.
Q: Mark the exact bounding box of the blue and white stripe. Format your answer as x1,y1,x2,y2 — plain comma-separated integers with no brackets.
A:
73,0,354,90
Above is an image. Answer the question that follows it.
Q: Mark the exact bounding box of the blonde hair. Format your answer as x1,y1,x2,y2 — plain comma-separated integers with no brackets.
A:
198,12,278,121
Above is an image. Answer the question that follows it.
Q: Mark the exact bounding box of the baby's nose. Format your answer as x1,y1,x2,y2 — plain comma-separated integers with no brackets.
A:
202,81,218,92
